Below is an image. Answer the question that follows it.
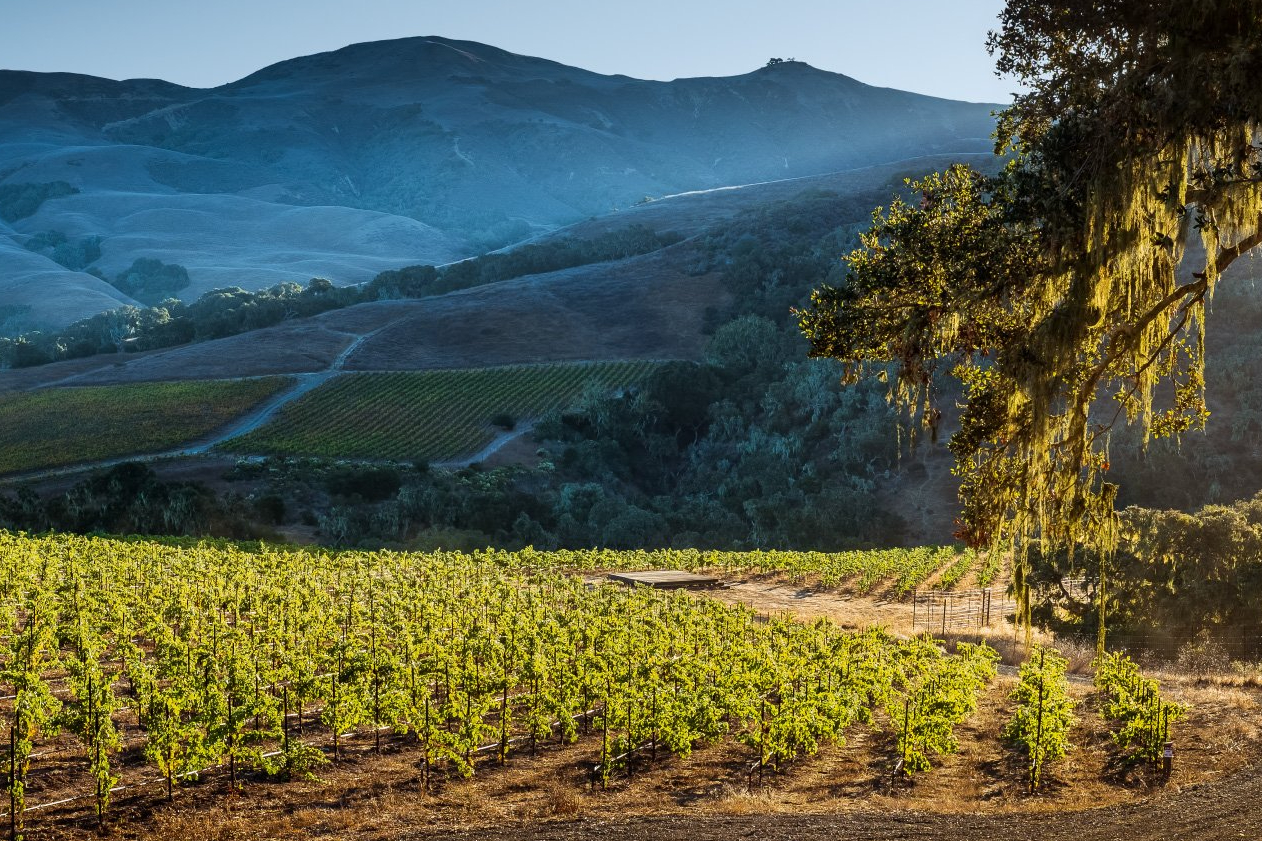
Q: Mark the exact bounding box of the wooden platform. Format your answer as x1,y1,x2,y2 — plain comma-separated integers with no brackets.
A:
607,570,721,590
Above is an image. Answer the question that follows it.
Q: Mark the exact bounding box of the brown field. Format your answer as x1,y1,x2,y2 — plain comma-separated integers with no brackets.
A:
0,246,725,394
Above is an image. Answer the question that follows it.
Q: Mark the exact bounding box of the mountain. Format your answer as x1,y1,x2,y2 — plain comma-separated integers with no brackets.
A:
0,37,997,334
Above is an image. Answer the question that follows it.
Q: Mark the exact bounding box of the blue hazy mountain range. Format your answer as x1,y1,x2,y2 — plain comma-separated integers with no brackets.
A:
0,36,997,333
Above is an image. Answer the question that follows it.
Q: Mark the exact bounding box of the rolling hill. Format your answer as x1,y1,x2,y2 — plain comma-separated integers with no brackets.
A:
0,153,983,392
0,37,997,333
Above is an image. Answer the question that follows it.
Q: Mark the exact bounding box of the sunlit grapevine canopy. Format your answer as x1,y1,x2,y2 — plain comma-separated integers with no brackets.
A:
0,532,999,830
800,0,1262,554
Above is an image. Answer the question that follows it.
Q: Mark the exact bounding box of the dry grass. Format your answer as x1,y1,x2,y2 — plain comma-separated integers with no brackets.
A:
19,572,1261,839
704,572,1023,656
25,668,1260,841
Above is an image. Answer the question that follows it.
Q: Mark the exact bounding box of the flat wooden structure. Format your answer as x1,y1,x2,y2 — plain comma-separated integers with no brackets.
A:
607,570,721,590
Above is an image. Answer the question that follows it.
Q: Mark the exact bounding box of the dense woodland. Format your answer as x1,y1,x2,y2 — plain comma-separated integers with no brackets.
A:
1022,494,1262,655
0,180,78,223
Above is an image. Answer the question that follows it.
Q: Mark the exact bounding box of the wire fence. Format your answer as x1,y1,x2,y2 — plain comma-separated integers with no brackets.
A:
911,588,1014,634
912,582,1262,667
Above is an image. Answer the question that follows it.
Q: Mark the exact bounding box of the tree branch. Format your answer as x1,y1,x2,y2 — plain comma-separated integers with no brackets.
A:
1075,274,1208,412
1201,222,1262,278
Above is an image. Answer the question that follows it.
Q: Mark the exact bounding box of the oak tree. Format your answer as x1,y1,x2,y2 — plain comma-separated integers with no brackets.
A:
801,2,1262,586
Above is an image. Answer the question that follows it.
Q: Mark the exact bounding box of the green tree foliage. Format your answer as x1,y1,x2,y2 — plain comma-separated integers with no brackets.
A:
1101,275,1262,511
799,1,1262,565
22,230,102,271
506,188,910,551
369,224,682,299
699,188,884,324
110,258,191,305
324,465,403,503
1028,494,1262,653
0,463,267,539
0,182,77,222
532,347,900,549
0,278,357,363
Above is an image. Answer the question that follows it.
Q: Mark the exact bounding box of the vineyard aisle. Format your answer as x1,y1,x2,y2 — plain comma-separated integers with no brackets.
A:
182,325,387,454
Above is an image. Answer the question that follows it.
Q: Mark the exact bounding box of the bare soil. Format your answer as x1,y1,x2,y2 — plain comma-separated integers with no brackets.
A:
408,777,1262,841
0,327,357,394
703,565,1013,637
480,427,545,469
29,673,1257,841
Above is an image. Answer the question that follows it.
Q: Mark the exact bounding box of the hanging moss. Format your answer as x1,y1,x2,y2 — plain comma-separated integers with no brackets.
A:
799,2,1262,623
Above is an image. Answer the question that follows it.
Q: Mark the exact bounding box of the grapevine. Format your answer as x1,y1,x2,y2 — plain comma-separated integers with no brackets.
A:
0,531,1001,833
890,640,997,774
1093,651,1187,767
1003,644,1075,792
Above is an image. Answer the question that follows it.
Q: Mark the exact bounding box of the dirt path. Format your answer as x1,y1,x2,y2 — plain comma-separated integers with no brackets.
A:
405,767,1262,841
0,327,385,485
710,579,917,632
179,325,383,454
433,420,537,469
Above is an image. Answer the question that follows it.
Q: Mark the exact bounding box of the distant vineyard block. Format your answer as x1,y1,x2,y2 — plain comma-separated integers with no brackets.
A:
607,570,721,590
0,377,291,475
221,360,662,463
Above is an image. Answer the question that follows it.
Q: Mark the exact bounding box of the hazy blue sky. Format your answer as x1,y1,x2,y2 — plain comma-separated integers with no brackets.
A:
1,0,1013,102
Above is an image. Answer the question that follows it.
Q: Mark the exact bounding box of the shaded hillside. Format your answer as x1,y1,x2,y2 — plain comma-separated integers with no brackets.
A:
0,154,965,391
0,176,910,549
517,152,999,242
0,233,130,326
0,248,724,389
0,37,997,332
11,148,1260,549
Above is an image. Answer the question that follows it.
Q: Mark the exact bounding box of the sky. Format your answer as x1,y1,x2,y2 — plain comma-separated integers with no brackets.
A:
0,0,1013,103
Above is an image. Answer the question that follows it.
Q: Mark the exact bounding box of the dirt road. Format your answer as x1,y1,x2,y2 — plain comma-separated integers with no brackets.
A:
179,325,384,455
0,326,385,485
409,765,1261,841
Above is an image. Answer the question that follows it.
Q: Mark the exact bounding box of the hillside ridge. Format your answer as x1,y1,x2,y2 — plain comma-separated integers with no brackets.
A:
0,36,997,334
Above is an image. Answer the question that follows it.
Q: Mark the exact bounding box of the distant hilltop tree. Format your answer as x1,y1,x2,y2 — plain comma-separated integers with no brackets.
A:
765,58,784,67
